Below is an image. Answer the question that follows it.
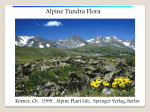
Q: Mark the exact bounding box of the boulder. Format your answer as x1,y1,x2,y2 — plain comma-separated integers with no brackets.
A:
41,66,51,71
15,90,24,96
22,68,32,76
105,64,116,71
68,72,80,79
17,67,22,71
124,71,135,79
102,87,113,95
43,89,51,97
50,92,56,97
44,82,54,89
62,57,71,63
103,71,115,82
59,62,69,67
84,67,100,73
76,56,81,59
129,67,135,73
24,63,31,68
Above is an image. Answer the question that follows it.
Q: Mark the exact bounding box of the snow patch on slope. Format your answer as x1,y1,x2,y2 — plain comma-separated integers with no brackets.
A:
19,36,34,45
118,40,123,42
77,43,85,47
31,41,34,44
114,44,123,48
39,45,44,48
86,38,94,42
46,44,50,47
15,36,35,46
123,42,130,46
105,37,110,40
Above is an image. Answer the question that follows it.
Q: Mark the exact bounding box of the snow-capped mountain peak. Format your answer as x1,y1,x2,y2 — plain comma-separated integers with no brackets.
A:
15,35,135,50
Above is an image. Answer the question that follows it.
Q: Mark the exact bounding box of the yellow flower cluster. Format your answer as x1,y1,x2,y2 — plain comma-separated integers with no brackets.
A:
103,81,109,86
112,77,132,88
91,78,102,87
91,78,109,87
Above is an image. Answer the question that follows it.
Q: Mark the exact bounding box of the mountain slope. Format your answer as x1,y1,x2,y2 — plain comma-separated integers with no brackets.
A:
15,45,92,63
15,35,135,50
15,34,87,49
86,36,135,50
68,43,135,58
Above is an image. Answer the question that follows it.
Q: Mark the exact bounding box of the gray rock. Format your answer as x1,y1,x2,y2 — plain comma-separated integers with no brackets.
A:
36,85,44,91
15,90,24,96
68,72,80,79
41,66,51,71
102,87,113,95
30,64,36,71
84,67,100,73
124,72,134,79
45,82,54,89
76,56,81,59
105,64,116,71
56,86,60,90
129,67,135,73
24,63,31,68
43,89,51,97
81,73,85,78
34,92,37,96
17,67,22,71
50,92,55,97
59,62,69,67
131,81,135,86
103,71,115,82
38,90,45,96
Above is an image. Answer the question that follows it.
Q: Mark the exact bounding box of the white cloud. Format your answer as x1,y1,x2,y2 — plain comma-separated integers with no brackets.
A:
43,21,63,26
36,23,39,25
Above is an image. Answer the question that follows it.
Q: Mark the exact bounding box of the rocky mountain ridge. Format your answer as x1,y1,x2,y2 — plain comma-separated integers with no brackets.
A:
15,34,135,50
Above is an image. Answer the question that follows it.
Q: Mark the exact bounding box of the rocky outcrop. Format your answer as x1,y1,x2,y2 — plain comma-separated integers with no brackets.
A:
15,56,135,97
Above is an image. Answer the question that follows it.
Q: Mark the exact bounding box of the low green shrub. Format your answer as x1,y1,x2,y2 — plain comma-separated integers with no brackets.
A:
15,63,19,68
24,64,82,92
125,57,135,67
35,59,44,62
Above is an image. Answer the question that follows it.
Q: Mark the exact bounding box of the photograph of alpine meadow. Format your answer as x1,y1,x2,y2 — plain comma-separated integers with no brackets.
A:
15,19,135,97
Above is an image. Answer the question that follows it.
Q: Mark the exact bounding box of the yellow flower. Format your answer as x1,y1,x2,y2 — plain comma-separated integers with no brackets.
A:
22,85,24,87
96,78,103,84
88,71,92,74
112,82,117,87
94,82,100,88
120,79,127,84
91,81,95,86
119,83,125,88
114,77,120,84
125,77,132,83
103,81,109,86
128,80,132,83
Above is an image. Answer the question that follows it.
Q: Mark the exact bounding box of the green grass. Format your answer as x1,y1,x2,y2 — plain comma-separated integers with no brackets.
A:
16,45,135,97
15,46,67,63
15,46,92,64
24,64,83,94
125,57,135,67
15,44,135,64
70,83,135,97
68,43,135,59
23,59,135,96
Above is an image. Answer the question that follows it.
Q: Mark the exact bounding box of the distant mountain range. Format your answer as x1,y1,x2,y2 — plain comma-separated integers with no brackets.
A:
15,34,135,50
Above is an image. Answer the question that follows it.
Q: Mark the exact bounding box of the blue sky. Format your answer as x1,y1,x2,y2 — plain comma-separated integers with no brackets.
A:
15,19,135,41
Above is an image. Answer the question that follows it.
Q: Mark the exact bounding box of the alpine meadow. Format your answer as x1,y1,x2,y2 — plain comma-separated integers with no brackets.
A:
15,19,135,97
